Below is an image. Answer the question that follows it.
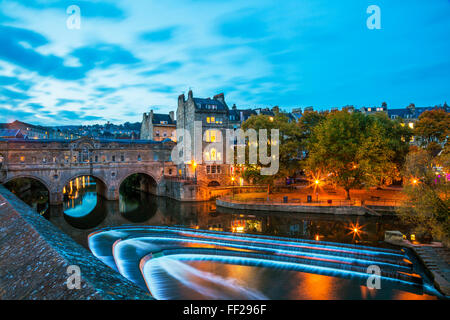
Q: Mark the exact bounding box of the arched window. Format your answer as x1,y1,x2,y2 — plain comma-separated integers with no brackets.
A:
0,154,3,169
205,130,221,142
81,147,90,162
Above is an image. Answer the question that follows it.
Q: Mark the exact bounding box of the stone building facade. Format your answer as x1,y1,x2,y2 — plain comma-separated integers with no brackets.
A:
140,110,176,141
0,137,177,204
176,90,233,187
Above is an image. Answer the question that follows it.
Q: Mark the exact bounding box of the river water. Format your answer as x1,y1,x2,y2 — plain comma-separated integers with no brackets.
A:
9,177,444,300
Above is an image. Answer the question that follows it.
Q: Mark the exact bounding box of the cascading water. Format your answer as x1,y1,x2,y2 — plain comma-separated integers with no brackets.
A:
88,226,442,300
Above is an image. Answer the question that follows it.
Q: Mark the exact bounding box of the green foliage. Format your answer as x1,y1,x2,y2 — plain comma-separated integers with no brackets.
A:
398,149,450,245
415,109,450,151
306,111,408,199
241,112,302,192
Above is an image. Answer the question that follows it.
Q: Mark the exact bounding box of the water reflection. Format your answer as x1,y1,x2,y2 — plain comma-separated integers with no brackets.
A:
47,183,413,249
6,178,442,300
63,176,97,218
4,178,49,218
147,259,438,300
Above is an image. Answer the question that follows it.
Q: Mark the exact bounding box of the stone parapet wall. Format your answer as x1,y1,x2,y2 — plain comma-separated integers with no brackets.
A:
0,185,152,300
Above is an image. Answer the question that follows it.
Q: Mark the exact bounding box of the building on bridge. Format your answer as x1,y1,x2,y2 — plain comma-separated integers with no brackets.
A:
176,90,232,188
0,136,180,204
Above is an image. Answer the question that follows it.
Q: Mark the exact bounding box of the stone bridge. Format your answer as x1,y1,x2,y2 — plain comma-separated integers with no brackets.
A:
0,137,179,204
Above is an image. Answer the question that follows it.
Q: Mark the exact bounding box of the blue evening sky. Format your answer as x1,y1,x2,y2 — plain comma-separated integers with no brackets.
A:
0,0,449,125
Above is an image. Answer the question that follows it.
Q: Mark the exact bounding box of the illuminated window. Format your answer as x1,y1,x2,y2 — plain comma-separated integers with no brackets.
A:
20,156,25,162
205,130,220,142
408,122,414,129
211,148,217,161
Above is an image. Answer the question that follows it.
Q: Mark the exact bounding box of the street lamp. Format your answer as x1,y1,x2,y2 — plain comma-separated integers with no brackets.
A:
231,176,235,199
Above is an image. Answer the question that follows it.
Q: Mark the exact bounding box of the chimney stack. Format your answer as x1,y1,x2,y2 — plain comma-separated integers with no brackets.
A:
169,111,175,122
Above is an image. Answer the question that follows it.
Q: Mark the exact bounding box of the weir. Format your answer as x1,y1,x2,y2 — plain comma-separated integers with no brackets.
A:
88,226,435,299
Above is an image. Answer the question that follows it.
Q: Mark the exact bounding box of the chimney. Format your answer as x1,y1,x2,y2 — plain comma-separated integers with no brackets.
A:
188,90,193,101
232,104,237,110
169,111,175,122
214,93,225,105
178,93,185,104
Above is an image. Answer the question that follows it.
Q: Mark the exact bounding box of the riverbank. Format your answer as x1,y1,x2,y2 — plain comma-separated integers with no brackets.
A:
0,185,152,300
216,196,399,216
414,246,450,297
384,238,450,297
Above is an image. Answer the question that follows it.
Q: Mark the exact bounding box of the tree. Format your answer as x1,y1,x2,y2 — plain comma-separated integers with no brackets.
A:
414,109,450,154
241,112,302,198
370,113,413,184
296,110,327,157
306,111,399,199
398,149,449,246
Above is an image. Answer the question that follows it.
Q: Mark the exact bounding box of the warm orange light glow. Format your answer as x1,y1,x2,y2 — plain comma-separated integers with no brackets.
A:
315,235,320,241
410,234,416,241
347,222,366,240
231,176,235,181
315,180,320,185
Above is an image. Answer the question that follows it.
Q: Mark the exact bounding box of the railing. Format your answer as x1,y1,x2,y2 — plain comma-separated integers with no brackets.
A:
219,196,403,207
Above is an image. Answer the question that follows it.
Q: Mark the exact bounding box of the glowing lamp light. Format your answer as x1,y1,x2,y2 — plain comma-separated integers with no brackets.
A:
410,234,416,241
315,180,320,185
315,235,320,241
231,177,235,182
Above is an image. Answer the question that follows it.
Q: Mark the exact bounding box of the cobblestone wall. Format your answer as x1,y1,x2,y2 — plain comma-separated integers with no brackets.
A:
0,185,152,300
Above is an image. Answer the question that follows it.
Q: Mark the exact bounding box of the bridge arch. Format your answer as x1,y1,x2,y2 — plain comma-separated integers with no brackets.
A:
3,174,52,193
118,172,159,195
3,175,51,216
60,173,108,194
61,174,110,202
208,181,221,187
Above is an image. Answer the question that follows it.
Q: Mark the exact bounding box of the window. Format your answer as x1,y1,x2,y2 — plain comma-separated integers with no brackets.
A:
138,155,141,161
95,155,98,162
20,156,25,163
163,132,167,137
205,130,220,142
207,117,215,124
112,155,116,162
206,165,211,174
211,165,216,174
168,169,173,175
121,155,124,162
156,131,160,137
